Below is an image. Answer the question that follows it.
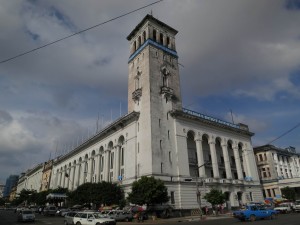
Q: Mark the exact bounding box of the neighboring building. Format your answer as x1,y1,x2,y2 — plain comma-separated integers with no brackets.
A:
3,175,19,198
0,183,5,198
16,163,44,194
47,14,263,209
9,186,17,202
254,145,300,199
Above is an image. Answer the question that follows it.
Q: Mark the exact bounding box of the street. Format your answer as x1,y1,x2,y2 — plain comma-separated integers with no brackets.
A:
1,210,300,225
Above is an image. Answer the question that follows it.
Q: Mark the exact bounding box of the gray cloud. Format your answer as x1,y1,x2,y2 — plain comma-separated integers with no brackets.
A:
1,0,300,182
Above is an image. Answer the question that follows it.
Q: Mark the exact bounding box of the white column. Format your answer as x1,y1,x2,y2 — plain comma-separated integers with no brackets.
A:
221,143,232,179
78,163,83,186
58,171,62,187
87,158,93,182
69,165,75,190
94,154,100,182
209,141,219,178
242,146,251,178
233,145,243,179
115,146,120,180
195,139,205,177
103,150,109,181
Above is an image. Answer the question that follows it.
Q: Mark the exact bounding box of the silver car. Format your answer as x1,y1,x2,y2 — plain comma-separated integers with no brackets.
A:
17,209,35,222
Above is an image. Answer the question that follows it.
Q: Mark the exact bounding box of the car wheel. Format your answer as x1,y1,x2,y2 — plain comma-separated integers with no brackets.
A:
269,213,275,220
96,223,101,225
125,217,129,222
249,215,256,222
76,222,82,225
64,220,68,225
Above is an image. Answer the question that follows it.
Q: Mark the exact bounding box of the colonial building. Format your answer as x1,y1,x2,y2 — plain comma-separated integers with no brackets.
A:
16,163,43,194
49,14,263,209
254,145,300,199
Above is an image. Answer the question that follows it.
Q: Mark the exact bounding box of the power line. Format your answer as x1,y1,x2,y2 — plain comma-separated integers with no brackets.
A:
0,0,163,65
267,122,300,145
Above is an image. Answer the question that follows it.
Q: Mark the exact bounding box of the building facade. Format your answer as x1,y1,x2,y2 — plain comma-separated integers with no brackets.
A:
0,183,4,198
3,175,19,198
48,15,263,209
16,163,44,194
254,145,300,199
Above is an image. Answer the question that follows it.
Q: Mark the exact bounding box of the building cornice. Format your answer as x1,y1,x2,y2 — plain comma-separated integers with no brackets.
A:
127,14,177,41
170,108,254,136
254,144,300,157
54,111,140,165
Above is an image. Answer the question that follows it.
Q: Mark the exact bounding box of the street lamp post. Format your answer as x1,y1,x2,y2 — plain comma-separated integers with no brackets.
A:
195,162,210,219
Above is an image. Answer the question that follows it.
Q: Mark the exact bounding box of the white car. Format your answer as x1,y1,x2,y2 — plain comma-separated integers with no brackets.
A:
294,200,300,212
274,203,292,214
73,212,116,225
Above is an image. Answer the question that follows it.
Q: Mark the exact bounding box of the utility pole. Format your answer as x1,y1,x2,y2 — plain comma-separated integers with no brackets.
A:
196,162,210,219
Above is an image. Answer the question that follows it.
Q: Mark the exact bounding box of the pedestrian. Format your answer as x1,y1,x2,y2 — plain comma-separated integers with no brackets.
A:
205,206,208,215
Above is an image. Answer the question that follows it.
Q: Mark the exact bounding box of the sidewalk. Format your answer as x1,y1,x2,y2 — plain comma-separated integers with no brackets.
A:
123,213,232,224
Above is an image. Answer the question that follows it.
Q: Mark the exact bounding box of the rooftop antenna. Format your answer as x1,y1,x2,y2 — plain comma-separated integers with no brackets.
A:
96,112,99,133
230,109,235,124
120,102,122,117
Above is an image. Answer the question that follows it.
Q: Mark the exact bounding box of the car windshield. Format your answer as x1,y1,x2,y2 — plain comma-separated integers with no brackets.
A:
22,211,33,214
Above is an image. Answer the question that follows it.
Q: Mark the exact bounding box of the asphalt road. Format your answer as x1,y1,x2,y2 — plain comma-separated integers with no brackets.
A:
1,210,300,225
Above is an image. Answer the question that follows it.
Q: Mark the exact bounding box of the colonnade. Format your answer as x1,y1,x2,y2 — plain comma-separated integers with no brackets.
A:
54,142,125,190
188,132,253,181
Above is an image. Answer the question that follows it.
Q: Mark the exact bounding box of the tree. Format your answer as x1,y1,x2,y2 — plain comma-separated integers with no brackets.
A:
127,176,169,206
203,188,226,211
0,197,5,207
281,186,296,201
68,182,124,208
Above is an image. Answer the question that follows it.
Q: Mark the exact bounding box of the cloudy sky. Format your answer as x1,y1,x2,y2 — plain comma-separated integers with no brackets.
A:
1,0,300,184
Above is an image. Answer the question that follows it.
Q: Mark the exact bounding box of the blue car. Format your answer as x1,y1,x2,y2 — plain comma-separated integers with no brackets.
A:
233,205,278,222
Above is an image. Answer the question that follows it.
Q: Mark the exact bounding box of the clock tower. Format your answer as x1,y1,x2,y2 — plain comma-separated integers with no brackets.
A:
127,15,182,177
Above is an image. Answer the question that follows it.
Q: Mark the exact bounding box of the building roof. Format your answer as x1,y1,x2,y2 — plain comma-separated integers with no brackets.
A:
127,14,178,40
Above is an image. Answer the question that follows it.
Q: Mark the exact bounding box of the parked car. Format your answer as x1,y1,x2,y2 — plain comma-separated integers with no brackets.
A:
73,212,116,225
56,208,71,216
294,200,300,212
106,210,133,221
17,209,35,222
274,203,292,214
233,204,278,221
43,205,57,216
64,211,78,225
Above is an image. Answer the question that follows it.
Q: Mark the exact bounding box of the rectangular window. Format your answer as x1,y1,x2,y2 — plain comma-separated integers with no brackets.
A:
170,191,175,204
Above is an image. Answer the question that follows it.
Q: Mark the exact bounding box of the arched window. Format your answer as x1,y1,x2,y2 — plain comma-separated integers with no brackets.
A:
143,31,146,42
187,131,198,177
153,29,157,42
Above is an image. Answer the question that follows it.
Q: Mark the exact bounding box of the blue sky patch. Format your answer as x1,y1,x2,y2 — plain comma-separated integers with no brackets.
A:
285,0,300,10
